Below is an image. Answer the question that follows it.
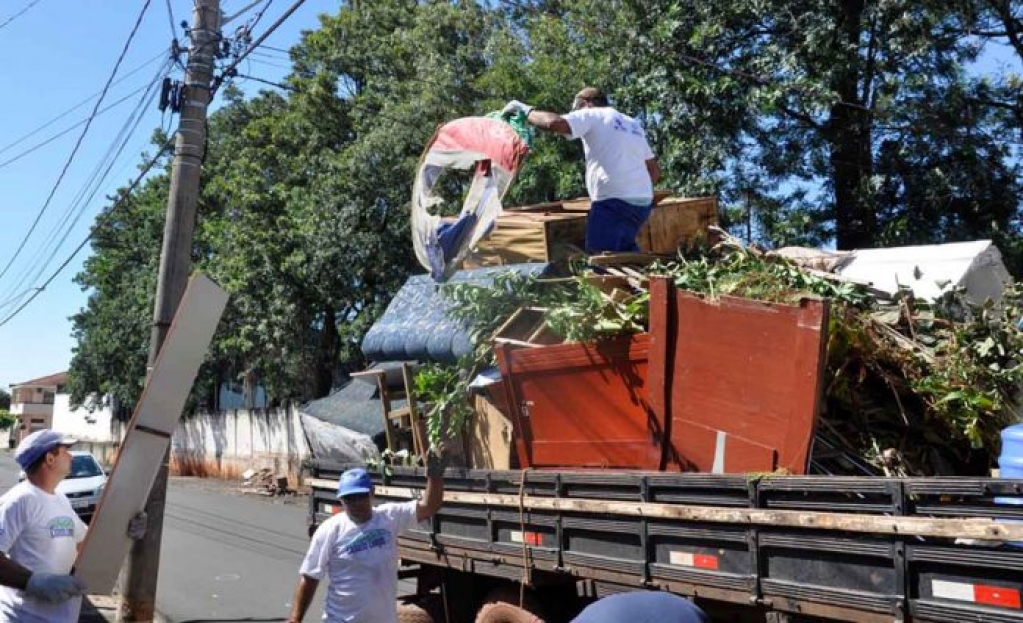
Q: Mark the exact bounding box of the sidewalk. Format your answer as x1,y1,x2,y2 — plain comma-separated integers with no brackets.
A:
80,595,168,623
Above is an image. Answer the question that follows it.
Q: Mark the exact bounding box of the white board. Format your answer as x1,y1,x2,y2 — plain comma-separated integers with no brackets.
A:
73,273,229,593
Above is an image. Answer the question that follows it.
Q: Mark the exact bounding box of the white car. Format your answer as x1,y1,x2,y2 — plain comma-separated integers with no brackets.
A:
56,451,107,523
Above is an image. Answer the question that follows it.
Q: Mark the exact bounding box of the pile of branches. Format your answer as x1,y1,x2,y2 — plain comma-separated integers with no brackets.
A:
421,236,1022,476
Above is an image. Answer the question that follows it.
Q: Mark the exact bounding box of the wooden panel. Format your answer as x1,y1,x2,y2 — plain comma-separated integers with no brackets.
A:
469,391,514,470
637,196,719,255
73,273,229,593
650,282,828,475
465,213,586,267
495,334,664,470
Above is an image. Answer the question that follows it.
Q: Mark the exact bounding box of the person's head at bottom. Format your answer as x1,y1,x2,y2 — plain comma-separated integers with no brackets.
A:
336,468,374,523
572,591,709,623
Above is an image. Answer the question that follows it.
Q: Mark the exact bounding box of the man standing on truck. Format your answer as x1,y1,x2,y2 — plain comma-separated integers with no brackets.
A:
502,87,661,254
286,452,446,623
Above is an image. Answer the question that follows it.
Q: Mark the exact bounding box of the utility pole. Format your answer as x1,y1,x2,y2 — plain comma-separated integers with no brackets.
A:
118,1,221,620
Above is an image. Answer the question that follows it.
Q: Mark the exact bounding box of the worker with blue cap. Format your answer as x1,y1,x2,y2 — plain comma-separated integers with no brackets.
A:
0,429,148,622
573,591,710,623
287,447,448,623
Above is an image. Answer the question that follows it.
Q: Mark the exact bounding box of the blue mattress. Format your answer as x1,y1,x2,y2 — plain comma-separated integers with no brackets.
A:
361,263,550,364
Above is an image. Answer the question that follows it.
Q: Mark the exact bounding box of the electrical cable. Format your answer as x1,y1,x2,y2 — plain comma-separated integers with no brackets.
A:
0,84,154,171
211,0,306,96
165,0,177,38
0,50,167,159
0,138,175,329
0,0,155,286
0,60,172,313
0,0,42,32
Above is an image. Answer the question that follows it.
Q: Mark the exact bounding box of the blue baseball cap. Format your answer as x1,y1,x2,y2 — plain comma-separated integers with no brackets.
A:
15,429,77,470
336,468,373,498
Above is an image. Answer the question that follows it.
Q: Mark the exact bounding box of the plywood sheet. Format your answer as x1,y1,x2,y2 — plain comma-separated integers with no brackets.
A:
469,391,514,470
465,212,586,267
495,335,663,470
647,278,828,475
637,196,718,254
73,273,229,593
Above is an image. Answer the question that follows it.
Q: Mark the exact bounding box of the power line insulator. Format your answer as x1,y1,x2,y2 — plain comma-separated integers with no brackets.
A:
159,77,173,112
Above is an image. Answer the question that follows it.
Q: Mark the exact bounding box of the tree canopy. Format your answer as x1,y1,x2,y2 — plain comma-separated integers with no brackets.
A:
68,0,1022,411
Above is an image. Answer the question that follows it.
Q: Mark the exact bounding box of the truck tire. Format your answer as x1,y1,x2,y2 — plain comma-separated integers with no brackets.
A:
397,603,435,623
475,587,546,623
398,595,443,623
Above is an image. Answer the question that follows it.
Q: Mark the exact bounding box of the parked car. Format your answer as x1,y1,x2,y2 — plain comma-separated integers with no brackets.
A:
56,451,107,523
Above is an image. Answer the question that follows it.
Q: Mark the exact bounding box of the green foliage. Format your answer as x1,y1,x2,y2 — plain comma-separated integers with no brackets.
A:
545,279,648,342
67,0,1022,419
0,409,15,432
414,362,475,448
0,389,10,411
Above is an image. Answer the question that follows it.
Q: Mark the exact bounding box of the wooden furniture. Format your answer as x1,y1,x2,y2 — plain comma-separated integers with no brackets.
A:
463,212,586,267
351,363,426,457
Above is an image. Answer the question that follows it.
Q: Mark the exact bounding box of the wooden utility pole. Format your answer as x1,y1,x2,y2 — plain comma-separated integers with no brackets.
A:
118,1,221,620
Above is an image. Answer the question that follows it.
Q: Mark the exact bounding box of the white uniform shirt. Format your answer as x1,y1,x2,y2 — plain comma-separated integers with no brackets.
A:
0,481,88,623
300,501,419,623
563,107,655,203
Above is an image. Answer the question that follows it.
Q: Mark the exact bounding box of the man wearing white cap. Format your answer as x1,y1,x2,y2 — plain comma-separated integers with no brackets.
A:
0,429,146,622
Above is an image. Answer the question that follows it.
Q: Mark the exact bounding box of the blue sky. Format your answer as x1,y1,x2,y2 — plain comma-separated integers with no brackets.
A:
0,0,331,391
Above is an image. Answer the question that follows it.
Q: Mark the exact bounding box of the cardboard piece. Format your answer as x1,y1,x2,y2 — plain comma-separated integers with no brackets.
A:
73,273,229,593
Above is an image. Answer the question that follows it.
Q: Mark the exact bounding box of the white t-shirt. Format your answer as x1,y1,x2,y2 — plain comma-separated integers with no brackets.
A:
0,481,88,623
563,107,656,203
300,501,419,623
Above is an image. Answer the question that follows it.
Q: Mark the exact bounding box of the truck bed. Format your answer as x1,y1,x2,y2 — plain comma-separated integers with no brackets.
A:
308,463,1023,622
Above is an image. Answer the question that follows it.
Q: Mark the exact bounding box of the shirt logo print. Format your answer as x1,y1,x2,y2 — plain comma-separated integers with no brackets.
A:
341,528,390,555
48,517,75,538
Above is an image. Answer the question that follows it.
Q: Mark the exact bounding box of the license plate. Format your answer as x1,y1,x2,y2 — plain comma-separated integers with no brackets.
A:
71,499,91,509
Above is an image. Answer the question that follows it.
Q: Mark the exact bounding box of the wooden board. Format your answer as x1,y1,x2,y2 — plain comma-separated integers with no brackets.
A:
647,278,828,475
73,273,229,593
364,485,1023,542
494,335,663,470
637,196,718,254
468,390,514,470
463,212,586,267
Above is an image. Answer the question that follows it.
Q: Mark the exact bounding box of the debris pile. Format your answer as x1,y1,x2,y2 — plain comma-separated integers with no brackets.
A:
240,468,291,496
421,229,1022,476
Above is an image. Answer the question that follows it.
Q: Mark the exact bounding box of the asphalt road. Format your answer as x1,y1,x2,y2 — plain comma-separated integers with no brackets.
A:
0,450,325,622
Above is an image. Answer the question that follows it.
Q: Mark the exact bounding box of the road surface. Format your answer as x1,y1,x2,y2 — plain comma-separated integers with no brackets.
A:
0,450,325,622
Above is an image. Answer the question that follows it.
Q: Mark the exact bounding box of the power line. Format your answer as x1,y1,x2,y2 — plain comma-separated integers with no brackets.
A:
212,0,306,96
0,139,175,329
164,0,178,37
0,60,173,313
0,0,42,31
0,84,153,171
0,50,166,159
0,0,154,286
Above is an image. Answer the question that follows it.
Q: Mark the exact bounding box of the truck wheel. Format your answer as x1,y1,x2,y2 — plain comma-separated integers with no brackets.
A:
475,587,546,623
398,595,443,623
398,603,435,623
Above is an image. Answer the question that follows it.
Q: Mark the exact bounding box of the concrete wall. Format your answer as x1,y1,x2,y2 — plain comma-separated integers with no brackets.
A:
50,394,121,443
170,406,310,485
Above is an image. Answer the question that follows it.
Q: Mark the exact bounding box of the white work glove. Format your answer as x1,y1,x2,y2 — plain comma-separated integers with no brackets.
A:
24,573,86,603
127,510,148,540
501,100,534,117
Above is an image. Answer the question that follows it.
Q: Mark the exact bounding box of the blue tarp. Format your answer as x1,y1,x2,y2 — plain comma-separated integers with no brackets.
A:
361,263,550,364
